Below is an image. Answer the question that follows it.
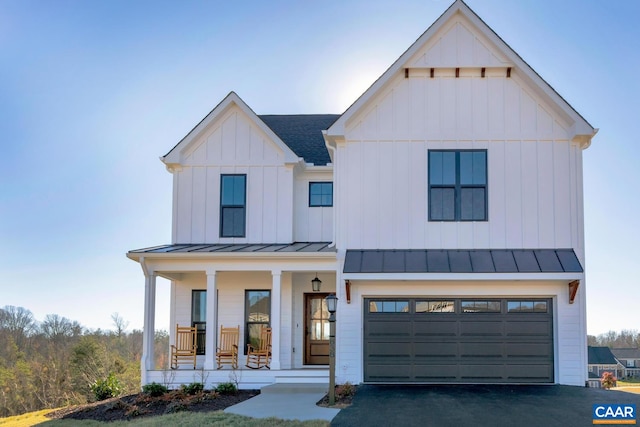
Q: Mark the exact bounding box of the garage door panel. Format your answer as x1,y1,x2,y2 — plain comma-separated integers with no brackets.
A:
364,298,553,383
505,320,551,336
505,364,553,381
367,364,412,381
459,342,503,358
459,364,504,380
414,364,458,381
505,342,552,358
459,321,503,336
414,342,457,357
413,320,458,336
366,342,412,358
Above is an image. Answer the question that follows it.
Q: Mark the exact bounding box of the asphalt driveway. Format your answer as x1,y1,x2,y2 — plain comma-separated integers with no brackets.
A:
331,385,640,427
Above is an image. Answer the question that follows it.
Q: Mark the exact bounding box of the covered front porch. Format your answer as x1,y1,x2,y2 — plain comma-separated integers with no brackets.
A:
128,243,337,389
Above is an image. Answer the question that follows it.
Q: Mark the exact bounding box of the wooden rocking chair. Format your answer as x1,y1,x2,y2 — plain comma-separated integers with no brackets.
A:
246,326,272,369
216,325,239,369
170,325,197,369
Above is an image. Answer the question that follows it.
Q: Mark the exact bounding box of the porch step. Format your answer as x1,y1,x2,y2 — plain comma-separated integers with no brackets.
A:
261,383,329,394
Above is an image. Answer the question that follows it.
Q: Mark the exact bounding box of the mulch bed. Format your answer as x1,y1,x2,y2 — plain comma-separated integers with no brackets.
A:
46,389,259,422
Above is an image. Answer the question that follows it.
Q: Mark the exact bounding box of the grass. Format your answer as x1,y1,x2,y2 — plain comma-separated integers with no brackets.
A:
0,408,62,427
1,411,330,427
615,379,640,395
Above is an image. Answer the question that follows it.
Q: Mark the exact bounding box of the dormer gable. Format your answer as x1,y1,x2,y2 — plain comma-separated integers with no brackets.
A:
162,92,301,170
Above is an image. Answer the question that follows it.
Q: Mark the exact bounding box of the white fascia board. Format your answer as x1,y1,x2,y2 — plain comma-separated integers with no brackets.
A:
162,92,301,165
342,272,585,281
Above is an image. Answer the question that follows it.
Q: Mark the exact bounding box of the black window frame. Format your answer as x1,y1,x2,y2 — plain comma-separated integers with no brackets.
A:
220,174,247,237
309,182,333,207
244,290,271,355
428,149,488,222
191,290,206,355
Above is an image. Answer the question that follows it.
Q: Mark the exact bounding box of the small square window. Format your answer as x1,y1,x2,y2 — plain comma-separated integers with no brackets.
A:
309,182,333,207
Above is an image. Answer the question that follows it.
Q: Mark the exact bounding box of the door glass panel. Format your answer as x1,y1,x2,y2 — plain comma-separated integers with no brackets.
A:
416,300,455,313
462,300,501,313
310,298,329,341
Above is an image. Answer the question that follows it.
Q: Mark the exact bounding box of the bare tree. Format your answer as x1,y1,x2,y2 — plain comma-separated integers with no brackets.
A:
111,313,129,338
0,306,37,350
41,314,82,342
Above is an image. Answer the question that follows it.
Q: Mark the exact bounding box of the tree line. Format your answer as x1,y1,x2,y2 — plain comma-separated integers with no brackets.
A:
0,305,168,417
587,330,640,348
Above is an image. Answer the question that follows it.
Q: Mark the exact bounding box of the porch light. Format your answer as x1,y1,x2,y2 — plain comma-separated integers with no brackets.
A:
311,275,322,292
325,293,337,314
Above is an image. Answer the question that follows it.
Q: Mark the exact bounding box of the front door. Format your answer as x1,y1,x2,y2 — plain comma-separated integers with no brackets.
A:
305,293,330,365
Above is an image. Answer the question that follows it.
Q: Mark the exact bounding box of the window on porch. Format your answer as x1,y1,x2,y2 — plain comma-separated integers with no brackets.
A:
192,290,206,355
245,290,270,355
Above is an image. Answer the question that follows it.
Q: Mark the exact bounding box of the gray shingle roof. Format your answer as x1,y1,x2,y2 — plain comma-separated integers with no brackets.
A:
588,346,618,365
259,115,339,166
611,348,640,360
343,249,583,274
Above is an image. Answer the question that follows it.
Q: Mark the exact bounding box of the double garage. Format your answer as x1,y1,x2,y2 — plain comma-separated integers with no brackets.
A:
363,298,554,383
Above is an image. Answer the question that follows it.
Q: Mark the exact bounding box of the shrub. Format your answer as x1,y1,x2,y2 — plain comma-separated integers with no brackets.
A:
335,382,356,399
142,382,169,397
91,373,123,401
181,382,204,395
601,371,617,390
216,382,237,395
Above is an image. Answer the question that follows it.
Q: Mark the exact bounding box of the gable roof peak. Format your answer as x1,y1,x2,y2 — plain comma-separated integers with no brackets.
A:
162,91,301,166
326,0,595,146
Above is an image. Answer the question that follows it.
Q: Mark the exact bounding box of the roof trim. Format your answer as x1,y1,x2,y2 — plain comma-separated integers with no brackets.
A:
326,0,595,145
162,92,301,166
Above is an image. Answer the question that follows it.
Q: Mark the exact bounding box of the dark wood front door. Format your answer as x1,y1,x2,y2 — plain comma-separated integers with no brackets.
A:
305,293,330,365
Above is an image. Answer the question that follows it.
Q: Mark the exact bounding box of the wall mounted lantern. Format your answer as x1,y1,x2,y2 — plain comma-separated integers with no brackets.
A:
311,275,322,292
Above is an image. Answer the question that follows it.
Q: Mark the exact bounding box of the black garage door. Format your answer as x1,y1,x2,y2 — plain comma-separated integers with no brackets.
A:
364,298,553,383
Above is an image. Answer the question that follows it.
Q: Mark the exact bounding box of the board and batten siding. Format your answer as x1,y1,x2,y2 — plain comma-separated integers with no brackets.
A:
293,171,333,242
171,105,294,244
337,68,585,263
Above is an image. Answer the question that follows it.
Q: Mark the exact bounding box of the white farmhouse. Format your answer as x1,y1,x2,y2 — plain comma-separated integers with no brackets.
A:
128,0,596,388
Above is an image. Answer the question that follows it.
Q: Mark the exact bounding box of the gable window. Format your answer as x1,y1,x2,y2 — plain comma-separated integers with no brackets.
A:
220,174,246,237
192,290,206,355
429,150,487,221
245,290,270,354
309,182,333,207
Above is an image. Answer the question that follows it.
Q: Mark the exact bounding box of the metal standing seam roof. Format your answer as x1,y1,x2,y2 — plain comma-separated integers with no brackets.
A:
259,115,339,166
343,249,583,274
128,242,336,255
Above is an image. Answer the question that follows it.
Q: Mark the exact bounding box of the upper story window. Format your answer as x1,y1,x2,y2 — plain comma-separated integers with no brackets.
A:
309,182,333,207
220,174,246,237
428,150,487,221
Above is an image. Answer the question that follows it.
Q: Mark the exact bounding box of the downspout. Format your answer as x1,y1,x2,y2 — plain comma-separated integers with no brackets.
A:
323,131,337,248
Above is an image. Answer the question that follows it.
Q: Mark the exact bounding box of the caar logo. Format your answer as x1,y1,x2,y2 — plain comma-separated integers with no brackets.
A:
593,404,636,425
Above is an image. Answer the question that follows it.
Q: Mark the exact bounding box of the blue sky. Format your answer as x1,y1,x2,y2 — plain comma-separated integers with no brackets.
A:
1,0,638,335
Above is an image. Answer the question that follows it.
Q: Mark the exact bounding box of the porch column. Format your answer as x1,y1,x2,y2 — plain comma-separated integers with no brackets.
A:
204,269,217,370
141,271,156,385
271,270,282,370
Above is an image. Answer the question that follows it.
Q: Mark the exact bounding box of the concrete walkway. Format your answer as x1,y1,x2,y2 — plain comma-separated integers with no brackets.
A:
224,383,341,422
